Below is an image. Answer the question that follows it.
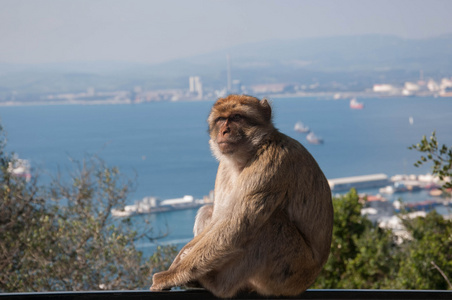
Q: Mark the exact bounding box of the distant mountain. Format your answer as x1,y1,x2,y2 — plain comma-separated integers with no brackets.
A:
166,34,452,80
1,34,452,96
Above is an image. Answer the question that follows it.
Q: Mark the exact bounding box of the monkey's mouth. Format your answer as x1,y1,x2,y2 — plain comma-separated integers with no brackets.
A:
218,141,235,145
218,141,237,153
219,141,234,147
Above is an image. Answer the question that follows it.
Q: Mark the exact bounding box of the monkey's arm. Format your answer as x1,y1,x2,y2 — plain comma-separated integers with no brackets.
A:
165,204,214,269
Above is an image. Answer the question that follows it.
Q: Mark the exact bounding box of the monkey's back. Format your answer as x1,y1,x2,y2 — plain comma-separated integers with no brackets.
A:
264,130,333,266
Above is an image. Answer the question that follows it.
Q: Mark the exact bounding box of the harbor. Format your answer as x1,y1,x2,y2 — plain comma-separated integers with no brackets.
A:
332,173,452,242
329,173,450,201
126,172,451,252
106,170,452,259
330,173,451,212
114,173,451,220
111,193,214,217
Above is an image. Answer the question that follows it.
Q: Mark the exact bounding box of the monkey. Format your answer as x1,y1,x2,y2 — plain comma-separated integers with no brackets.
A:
150,95,333,298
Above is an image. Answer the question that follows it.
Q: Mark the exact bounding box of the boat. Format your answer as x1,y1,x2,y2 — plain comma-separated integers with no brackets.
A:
394,181,422,193
429,189,443,197
379,181,422,194
350,98,364,109
396,200,443,213
379,185,395,194
360,197,395,224
294,121,310,133
306,132,323,144
111,195,207,217
7,157,31,181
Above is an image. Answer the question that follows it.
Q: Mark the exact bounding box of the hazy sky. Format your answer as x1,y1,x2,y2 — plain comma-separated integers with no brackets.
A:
1,0,452,65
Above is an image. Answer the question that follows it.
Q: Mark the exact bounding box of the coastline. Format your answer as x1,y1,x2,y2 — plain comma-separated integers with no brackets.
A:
0,98,134,107
1,91,451,107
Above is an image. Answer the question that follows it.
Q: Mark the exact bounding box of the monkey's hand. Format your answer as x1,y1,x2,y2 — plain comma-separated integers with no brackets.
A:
150,271,176,291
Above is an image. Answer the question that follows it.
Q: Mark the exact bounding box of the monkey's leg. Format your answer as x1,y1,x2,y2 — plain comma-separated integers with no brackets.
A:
247,216,320,296
193,204,213,236
197,251,258,298
197,214,318,297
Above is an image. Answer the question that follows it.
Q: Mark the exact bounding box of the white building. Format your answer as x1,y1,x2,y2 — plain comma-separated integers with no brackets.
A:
404,82,420,92
440,78,452,90
373,84,396,93
189,76,203,99
427,79,440,92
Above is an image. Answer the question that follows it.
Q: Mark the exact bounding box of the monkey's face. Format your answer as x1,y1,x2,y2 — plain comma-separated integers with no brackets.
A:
208,95,273,159
211,113,247,154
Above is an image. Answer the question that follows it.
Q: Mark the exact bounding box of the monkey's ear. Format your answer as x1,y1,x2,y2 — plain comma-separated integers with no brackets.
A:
260,98,272,122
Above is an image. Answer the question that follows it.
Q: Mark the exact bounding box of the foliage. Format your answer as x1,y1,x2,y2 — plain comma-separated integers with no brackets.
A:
313,189,368,288
0,125,177,292
396,212,452,290
313,189,452,290
409,131,452,190
312,189,398,289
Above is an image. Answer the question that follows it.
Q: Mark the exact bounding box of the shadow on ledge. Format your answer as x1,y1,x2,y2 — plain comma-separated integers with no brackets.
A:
1,289,451,300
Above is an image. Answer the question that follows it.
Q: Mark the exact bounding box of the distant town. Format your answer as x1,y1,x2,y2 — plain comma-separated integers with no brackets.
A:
1,72,452,107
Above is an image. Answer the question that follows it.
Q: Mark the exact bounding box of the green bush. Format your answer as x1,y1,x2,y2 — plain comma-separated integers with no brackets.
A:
313,189,451,290
0,125,177,292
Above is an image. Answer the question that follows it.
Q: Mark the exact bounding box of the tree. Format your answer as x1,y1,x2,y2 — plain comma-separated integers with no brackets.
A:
313,189,452,290
312,189,398,289
341,225,398,289
409,131,452,191
395,211,452,290
404,131,452,289
0,124,177,292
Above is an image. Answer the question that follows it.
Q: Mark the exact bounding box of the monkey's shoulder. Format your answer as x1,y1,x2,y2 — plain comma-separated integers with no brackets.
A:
261,131,314,160
256,131,325,179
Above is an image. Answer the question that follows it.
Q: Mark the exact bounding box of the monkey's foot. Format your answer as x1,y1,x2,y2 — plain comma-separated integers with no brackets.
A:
183,280,203,289
150,285,171,291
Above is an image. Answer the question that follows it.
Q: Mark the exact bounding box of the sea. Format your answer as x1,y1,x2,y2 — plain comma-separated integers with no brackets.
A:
1,96,452,254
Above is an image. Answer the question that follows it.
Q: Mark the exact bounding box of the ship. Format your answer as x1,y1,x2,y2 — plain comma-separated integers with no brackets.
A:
7,156,31,181
393,199,448,213
350,98,364,109
111,195,208,217
306,132,323,144
379,181,422,194
294,121,310,133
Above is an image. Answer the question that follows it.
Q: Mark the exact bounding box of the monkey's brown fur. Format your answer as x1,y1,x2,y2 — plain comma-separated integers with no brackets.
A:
151,95,333,298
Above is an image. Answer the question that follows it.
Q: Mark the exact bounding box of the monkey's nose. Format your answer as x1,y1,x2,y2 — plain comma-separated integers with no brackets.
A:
221,126,230,136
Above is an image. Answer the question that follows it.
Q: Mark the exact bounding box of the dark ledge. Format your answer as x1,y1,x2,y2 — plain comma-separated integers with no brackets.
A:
1,289,452,300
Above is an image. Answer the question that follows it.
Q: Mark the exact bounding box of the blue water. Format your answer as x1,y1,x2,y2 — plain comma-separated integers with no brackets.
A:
1,96,452,252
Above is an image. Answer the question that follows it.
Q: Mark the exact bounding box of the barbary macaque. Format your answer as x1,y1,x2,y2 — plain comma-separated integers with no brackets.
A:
151,95,333,298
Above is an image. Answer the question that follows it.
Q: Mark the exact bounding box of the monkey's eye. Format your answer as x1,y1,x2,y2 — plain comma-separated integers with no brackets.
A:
215,116,227,123
229,114,242,122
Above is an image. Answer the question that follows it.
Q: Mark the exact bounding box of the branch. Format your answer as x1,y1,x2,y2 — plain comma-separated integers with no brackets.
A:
431,261,452,289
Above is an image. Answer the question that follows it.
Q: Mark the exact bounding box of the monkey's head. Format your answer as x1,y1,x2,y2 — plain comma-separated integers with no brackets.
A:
208,95,274,162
